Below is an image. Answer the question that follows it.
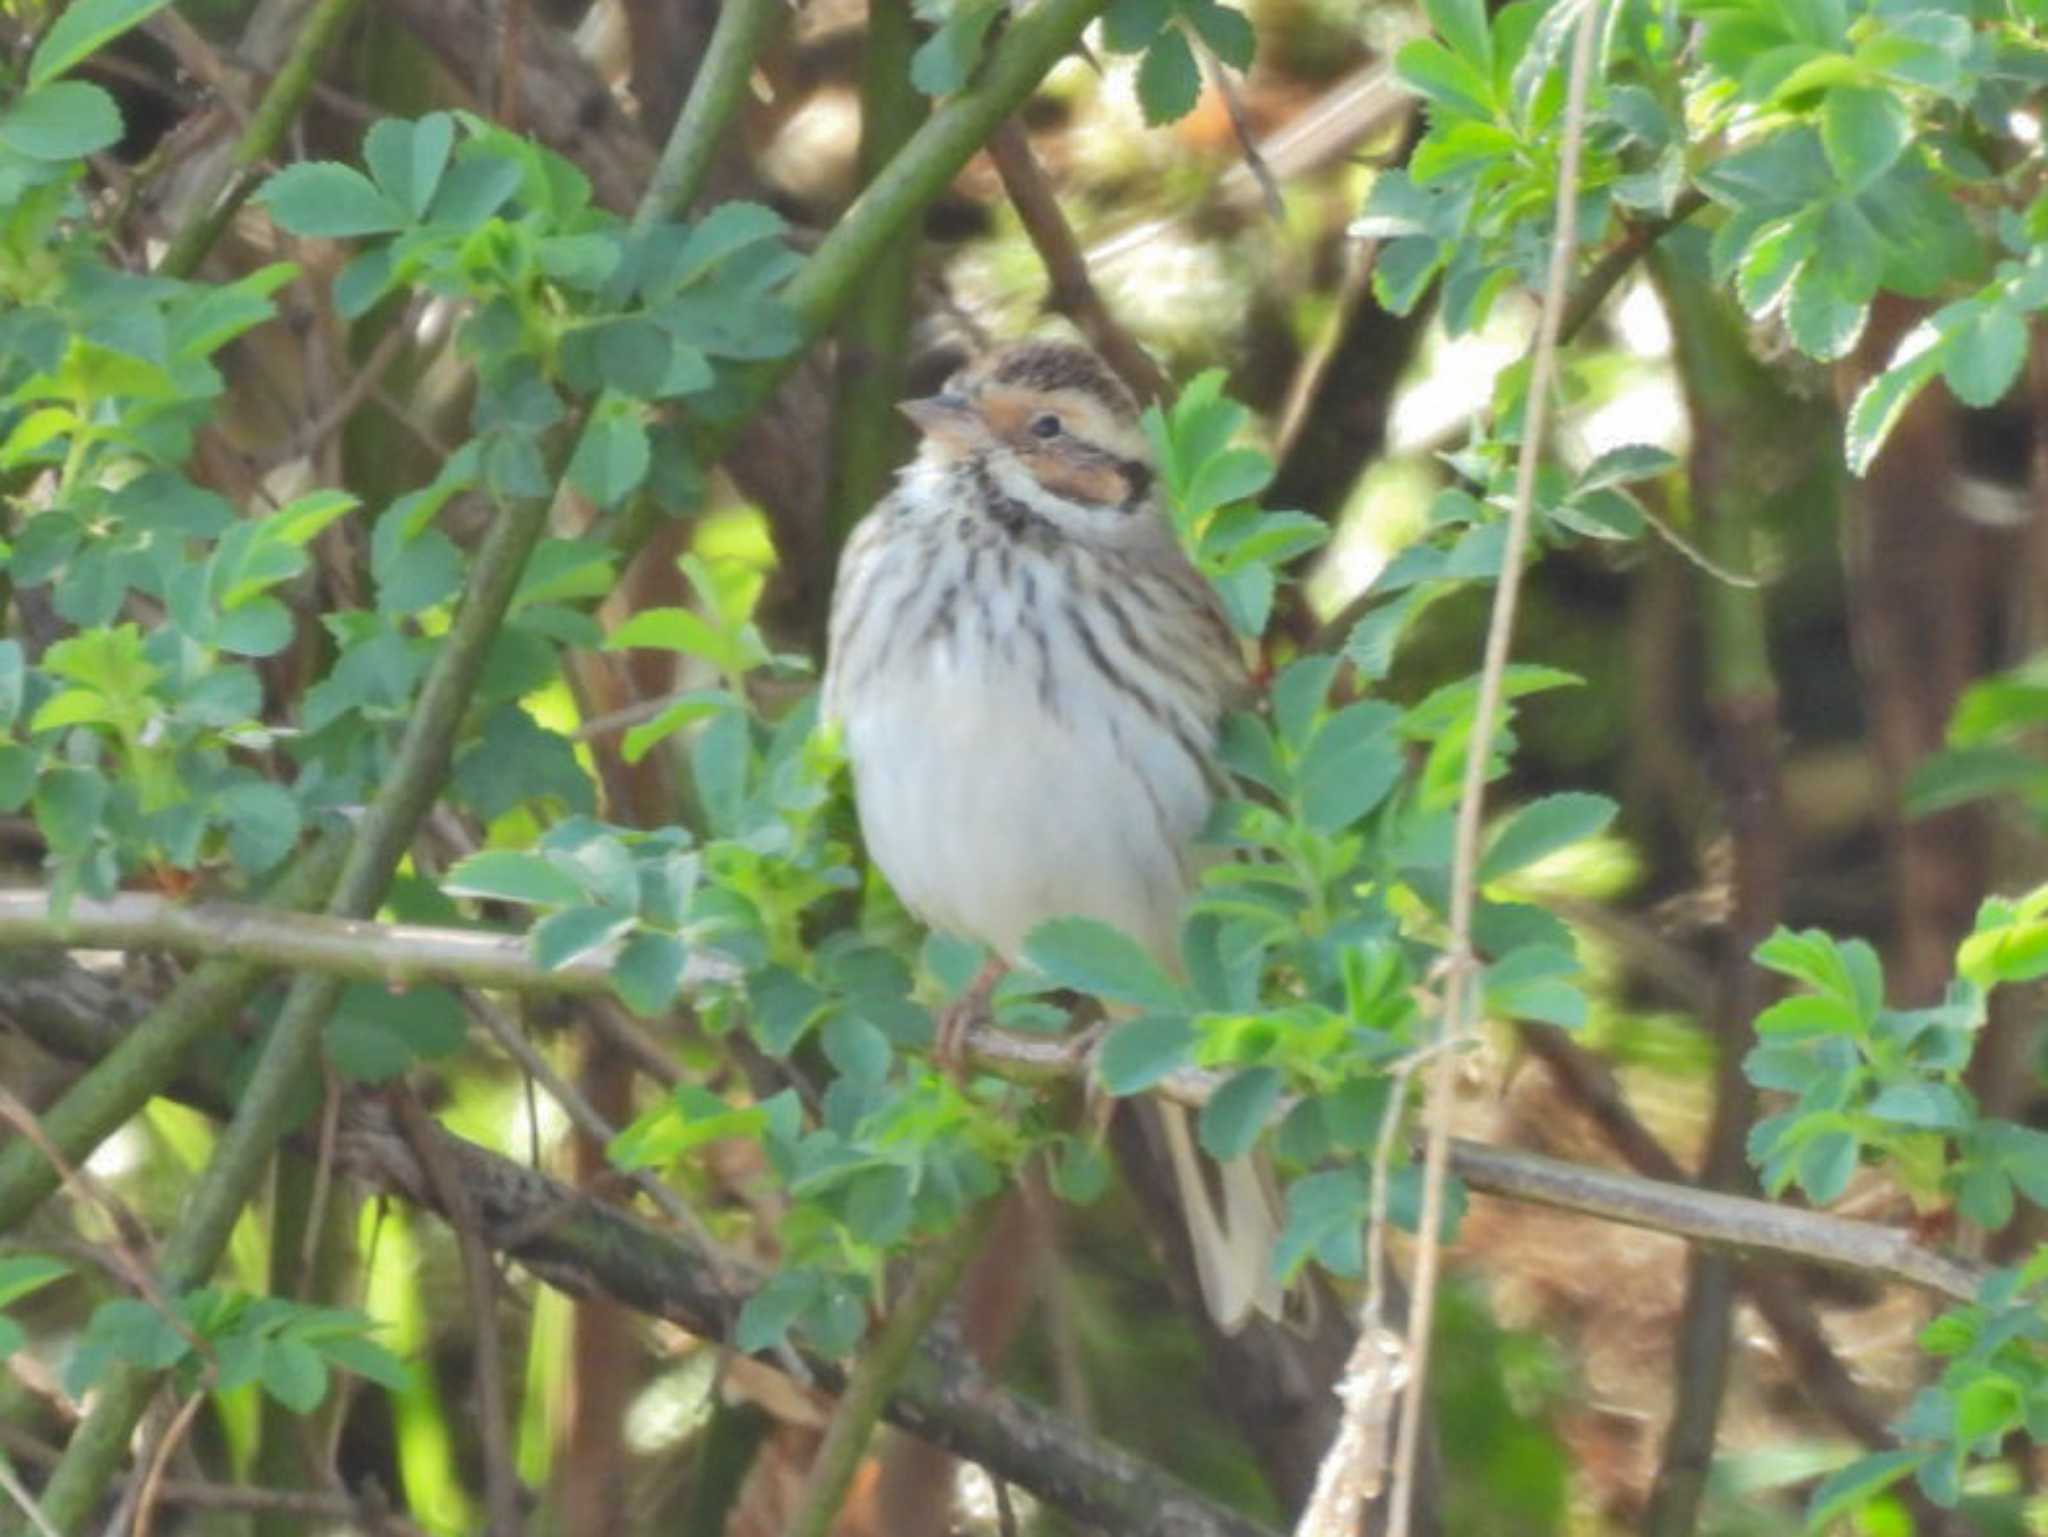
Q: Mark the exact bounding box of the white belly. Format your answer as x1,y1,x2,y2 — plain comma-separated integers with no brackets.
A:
841,635,1210,967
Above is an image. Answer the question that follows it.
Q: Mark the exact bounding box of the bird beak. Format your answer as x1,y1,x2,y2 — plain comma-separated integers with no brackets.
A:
898,392,984,451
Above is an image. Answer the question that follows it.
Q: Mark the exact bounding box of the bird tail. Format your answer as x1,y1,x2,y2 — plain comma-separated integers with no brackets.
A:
1154,1099,1286,1333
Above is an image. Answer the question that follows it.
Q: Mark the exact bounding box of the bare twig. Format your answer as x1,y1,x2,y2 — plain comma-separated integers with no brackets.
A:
987,120,1173,405
0,1453,60,1537
1194,33,1283,219
391,1087,523,1535
1382,11,1603,1537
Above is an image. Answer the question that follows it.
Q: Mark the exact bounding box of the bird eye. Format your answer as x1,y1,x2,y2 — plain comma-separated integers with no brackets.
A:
1029,413,1063,439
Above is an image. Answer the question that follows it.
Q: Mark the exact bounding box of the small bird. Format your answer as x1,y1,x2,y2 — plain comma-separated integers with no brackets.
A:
823,338,1284,1331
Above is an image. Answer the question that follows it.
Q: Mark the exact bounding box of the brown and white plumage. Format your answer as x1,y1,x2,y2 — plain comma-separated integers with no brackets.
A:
823,340,1283,1330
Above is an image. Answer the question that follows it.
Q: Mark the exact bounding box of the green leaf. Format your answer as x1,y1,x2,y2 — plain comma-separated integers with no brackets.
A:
566,406,651,509
259,163,406,238
1097,1013,1197,1094
1425,0,1490,68
444,849,587,908
1023,917,1185,1011
30,0,173,86
259,1337,329,1412
1200,1066,1283,1160
0,1255,69,1308
222,781,301,874
1821,85,1911,193
1479,792,1617,881
1942,306,2027,408
531,905,633,971
1806,1450,1927,1529
1797,1127,1858,1203
667,201,789,290
1395,37,1494,119
611,931,688,1016
363,113,453,220
1867,1082,1969,1130
325,984,465,1081
1103,0,1171,52
1844,335,1941,475
911,0,1004,94
823,1012,892,1085
1136,27,1201,125
1576,443,1677,493
1183,0,1254,70
0,82,123,159
1295,702,1404,832
1185,447,1273,517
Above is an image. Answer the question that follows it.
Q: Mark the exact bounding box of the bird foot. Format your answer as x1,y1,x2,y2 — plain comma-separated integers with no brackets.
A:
933,957,1007,1080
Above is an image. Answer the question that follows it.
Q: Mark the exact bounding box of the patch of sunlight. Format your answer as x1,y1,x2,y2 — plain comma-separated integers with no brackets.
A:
1501,832,1643,905
693,503,777,575
1305,453,1436,619
956,1460,1038,1537
1389,298,1535,454
83,1121,144,1180
517,1280,570,1486
361,1203,476,1537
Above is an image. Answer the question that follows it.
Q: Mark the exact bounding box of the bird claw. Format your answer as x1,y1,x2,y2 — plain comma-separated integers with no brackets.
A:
932,957,1007,1083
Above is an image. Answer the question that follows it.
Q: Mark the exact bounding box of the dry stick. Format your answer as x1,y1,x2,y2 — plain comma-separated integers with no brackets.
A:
1518,1024,1896,1449
986,121,1174,406
0,1456,58,1537
391,1087,523,1536
133,1385,210,1537
788,1199,1004,1537
1194,33,1284,220
1379,11,1604,1537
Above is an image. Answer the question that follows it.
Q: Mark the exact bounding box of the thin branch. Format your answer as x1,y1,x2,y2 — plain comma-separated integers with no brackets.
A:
1382,11,1602,1537
391,1087,523,1536
987,120,1173,405
0,887,736,998
826,0,928,551
791,1200,1002,1537
461,992,732,1263
630,0,786,231
157,0,368,279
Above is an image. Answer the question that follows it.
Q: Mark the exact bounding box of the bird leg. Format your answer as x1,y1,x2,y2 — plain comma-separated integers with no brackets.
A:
933,956,1007,1077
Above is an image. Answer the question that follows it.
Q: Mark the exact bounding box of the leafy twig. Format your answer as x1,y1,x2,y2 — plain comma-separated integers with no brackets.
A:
28,468,559,1529
0,926,1982,1303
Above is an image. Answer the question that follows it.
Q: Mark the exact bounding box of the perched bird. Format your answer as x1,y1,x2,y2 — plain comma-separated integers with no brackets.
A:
823,338,1284,1330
